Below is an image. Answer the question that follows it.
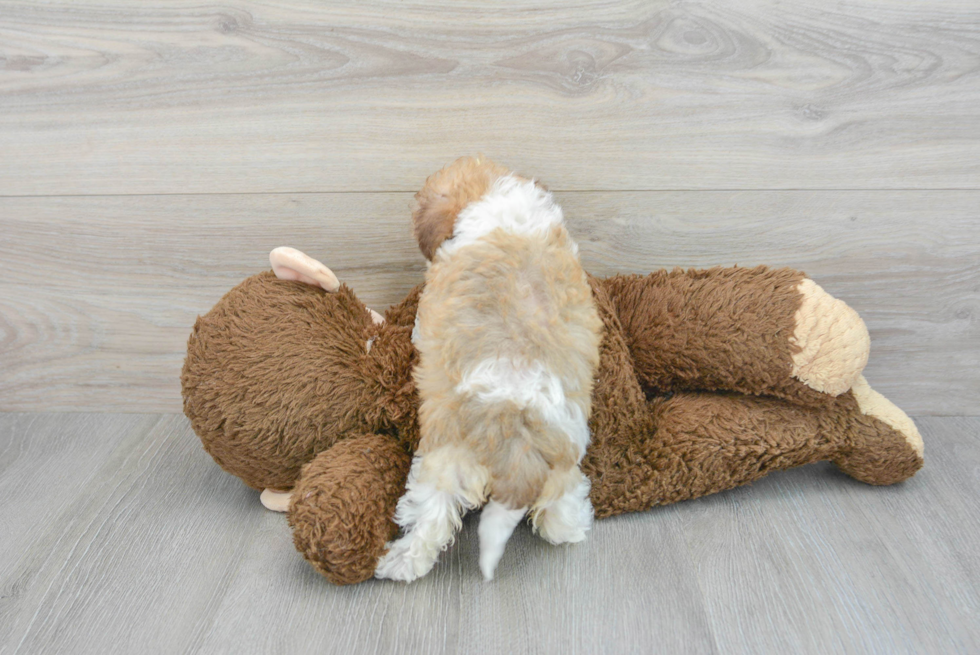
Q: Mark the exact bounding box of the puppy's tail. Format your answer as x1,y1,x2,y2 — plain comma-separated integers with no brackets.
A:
478,500,527,580
476,413,577,580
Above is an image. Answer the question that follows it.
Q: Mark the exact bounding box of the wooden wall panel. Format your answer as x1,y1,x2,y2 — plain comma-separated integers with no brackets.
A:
0,1,978,194
1,190,975,414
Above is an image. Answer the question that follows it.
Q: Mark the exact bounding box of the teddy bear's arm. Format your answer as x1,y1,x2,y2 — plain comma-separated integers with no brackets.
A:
288,433,412,586
599,266,869,406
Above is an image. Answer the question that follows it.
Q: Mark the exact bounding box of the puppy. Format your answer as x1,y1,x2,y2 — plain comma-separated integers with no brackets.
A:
375,157,602,582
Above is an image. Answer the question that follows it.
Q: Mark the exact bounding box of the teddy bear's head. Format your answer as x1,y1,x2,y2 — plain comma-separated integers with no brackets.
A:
181,271,416,491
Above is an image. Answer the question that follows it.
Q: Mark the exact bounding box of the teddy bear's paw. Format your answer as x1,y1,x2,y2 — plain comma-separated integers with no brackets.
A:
375,538,436,583
532,481,594,546
789,279,870,396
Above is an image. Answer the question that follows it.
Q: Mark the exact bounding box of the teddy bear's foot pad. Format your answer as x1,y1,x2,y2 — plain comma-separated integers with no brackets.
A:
790,279,870,396
260,488,292,512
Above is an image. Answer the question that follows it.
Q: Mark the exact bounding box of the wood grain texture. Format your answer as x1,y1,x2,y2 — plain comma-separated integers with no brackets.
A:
2,2,975,651
1,0,979,195
1,191,976,414
0,413,976,654
679,416,980,655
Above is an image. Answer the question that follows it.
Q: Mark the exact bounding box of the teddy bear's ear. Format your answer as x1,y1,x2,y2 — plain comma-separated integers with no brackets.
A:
412,193,459,261
269,247,340,292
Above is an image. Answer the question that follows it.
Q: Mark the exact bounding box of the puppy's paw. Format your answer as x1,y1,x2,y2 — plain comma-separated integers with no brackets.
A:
535,503,591,544
374,538,434,583
533,476,593,545
537,521,588,546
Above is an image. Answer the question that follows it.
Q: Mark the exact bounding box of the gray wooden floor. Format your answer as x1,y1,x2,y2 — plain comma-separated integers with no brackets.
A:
0,413,976,654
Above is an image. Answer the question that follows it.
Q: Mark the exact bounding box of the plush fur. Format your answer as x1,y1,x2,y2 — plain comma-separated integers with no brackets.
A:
376,160,602,581
182,262,923,586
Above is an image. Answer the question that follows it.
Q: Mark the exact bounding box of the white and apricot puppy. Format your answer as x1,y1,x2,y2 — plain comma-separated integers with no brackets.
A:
375,157,602,583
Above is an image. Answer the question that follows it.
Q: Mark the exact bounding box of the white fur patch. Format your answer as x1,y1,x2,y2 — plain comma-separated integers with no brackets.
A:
437,176,569,259
533,475,593,545
375,453,488,582
455,357,590,457
478,501,527,581
411,313,422,347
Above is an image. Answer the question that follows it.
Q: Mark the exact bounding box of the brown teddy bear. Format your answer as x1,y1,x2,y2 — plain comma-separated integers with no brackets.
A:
181,245,923,585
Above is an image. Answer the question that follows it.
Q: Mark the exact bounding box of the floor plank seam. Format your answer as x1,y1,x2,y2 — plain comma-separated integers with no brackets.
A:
2,188,980,199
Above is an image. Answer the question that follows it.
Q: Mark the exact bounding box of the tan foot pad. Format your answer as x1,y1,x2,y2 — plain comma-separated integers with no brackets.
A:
790,279,870,396
851,375,924,457
260,488,293,513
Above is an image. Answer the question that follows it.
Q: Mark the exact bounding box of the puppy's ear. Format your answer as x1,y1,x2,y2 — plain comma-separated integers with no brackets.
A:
413,191,459,261
413,156,512,260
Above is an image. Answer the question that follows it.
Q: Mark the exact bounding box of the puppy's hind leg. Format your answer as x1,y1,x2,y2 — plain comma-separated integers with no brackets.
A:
531,467,593,545
375,449,489,583
478,501,526,581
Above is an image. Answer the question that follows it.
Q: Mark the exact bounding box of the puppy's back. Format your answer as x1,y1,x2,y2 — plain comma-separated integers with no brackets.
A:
413,224,602,506
418,225,599,384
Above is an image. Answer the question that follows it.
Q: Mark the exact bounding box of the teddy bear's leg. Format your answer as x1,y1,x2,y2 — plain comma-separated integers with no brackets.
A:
831,376,923,485
288,433,412,585
600,267,869,406
585,386,922,518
